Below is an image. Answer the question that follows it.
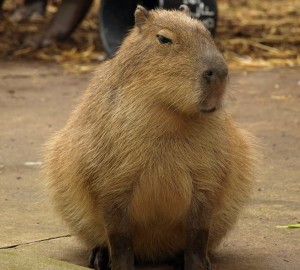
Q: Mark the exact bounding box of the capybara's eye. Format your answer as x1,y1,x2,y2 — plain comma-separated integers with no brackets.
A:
156,34,173,44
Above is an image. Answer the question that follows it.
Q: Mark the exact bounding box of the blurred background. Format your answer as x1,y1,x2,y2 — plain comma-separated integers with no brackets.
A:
0,0,299,72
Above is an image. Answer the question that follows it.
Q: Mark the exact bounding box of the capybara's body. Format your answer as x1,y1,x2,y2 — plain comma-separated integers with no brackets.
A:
44,6,257,270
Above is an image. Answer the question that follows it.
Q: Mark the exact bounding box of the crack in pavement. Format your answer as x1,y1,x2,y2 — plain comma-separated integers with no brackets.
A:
1,72,62,80
0,234,72,250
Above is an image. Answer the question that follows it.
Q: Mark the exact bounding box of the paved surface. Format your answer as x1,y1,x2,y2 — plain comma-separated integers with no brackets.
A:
0,61,299,270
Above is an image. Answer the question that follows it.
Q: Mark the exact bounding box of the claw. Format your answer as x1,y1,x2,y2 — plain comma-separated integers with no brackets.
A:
206,255,212,270
88,246,100,268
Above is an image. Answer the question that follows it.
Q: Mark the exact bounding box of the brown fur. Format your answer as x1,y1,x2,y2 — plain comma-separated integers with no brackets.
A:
44,6,257,268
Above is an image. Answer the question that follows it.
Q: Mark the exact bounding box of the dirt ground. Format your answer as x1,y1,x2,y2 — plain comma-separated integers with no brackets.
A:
0,61,299,270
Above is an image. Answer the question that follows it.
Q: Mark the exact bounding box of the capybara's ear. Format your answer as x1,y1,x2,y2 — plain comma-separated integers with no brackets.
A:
135,5,149,28
179,5,191,16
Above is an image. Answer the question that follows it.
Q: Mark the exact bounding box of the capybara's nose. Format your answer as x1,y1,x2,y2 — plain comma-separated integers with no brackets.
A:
203,64,228,84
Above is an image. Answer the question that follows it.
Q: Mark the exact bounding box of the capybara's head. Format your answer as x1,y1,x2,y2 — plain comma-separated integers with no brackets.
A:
114,5,228,116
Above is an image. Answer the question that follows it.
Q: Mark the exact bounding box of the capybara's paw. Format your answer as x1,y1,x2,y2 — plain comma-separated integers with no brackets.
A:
88,246,110,270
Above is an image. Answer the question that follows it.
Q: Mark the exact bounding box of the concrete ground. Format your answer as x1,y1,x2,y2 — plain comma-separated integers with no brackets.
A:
0,61,299,270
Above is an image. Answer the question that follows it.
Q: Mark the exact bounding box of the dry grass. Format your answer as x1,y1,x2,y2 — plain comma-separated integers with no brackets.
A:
216,0,300,70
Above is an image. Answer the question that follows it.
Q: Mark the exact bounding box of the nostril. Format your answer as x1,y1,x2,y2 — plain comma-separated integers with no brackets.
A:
204,70,214,79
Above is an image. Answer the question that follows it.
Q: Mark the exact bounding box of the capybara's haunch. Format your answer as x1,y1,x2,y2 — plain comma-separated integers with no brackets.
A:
44,5,257,270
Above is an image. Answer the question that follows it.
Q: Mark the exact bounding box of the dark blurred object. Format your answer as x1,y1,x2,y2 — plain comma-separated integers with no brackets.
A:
10,0,47,22
0,0,217,54
0,0,5,15
0,0,47,20
0,0,93,48
100,0,218,57
23,0,93,48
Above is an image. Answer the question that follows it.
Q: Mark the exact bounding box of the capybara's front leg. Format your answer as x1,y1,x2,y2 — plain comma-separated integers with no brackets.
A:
184,198,212,270
109,233,134,270
185,228,211,270
104,199,135,270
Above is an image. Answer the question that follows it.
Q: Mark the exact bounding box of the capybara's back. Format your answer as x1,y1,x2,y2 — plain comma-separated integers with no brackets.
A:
44,5,257,270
